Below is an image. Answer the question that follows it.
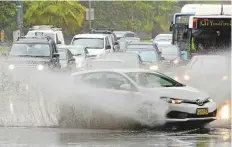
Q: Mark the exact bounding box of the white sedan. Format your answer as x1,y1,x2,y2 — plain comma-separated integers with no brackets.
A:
71,68,217,127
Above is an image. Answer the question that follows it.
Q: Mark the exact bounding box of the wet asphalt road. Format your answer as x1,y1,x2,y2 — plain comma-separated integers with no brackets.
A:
0,56,231,147
0,124,230,147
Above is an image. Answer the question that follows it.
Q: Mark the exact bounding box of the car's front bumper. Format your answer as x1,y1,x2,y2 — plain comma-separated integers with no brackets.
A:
165,102,217,123
166,117,217,123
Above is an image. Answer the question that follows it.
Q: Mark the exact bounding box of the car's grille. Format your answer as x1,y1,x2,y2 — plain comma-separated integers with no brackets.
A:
167,110,217,119
183,99,210,106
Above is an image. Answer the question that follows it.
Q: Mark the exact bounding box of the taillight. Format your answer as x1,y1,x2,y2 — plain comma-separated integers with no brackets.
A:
193,17,197,28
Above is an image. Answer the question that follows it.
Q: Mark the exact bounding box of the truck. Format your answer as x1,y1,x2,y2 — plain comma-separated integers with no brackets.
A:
185,4,231,57
171,4,232,59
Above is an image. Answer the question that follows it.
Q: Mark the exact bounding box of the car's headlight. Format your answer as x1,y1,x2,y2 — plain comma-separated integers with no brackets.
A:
207,98,213,102
222,76,228,80
183,74,190,80
160,97,183,104
149,65,159,71
173,59,179,64
37,64,44,71
8,64,15,70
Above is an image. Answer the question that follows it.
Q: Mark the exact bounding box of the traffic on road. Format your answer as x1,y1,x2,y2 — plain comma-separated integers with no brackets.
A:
0,2,231,147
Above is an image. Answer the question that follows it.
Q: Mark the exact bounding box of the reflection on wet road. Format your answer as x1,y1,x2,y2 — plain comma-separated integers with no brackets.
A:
0,127,230,147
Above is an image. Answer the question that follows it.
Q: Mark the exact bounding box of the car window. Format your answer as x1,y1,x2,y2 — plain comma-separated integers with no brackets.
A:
126,33,135,37
81,72,105,88
103,72,133,91
139,51,158,62
125,72,184,88
72,38,104,49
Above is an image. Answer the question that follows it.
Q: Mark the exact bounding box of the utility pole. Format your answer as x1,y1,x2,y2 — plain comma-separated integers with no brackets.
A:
16,1,23,36
88,0,92,29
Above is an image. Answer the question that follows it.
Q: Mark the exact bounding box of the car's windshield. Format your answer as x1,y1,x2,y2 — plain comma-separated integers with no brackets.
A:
9,43,51,57
158,46,179,55
126,50,157,62
127,44,153,50
104,54,140,68
59,46,85,56
154,35,172,42
58,50,67,60
125,72,184,88
90,61,125,69
72,38,104,49
188,57,228,73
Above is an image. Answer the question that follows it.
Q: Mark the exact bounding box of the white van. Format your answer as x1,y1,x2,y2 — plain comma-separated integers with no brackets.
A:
26,26,65,45
71,34,114,57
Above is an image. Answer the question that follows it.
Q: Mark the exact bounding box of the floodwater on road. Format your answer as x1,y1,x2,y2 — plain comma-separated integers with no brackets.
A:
0,124,230,147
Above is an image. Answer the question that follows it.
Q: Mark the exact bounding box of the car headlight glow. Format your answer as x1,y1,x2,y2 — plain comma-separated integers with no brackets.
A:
222,76,228,80
173,59,179,64
149,65,159,71
8,64,15,70
160,97,183,104
37,64,44,71
183,74,190,80
76,62,82,68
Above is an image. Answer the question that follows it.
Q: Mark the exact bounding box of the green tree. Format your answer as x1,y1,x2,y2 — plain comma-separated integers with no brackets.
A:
0,1,17,29
24,1,86,35
91,1,179,38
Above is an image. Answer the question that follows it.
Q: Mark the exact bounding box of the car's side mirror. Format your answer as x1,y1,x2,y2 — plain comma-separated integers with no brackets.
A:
160,57,165,60
53,53,60,58
120,84,132,91
68,58,75,62
158,51,162,54
57,41,62,44
114,41,119,45
169,21,173,31
106,45,111,50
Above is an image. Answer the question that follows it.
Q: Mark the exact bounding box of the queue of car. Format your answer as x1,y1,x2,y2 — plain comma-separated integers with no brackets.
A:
1,25,222,128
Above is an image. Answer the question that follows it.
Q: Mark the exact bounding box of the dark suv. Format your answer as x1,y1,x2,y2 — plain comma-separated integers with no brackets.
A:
3,36,61,74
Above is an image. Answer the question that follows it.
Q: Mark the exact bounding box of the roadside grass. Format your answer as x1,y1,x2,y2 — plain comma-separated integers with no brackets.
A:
0,46,9,53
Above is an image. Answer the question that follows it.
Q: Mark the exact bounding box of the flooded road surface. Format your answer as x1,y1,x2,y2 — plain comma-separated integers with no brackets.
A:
0,125,230,147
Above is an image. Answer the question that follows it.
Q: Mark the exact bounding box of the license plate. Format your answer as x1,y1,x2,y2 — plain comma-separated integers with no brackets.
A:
196,108,208,115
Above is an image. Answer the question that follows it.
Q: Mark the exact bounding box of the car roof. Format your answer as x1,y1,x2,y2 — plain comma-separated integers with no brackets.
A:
156,34,172,36
113,31,134,33
71,68,153,76
58,45,84,48
14,38,51,44
106,52,139,55
28,30,56,33
128,42,154,45
73,34,108,38
92,59,124,62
